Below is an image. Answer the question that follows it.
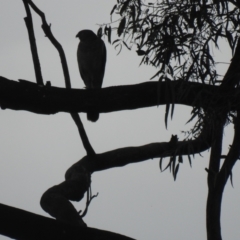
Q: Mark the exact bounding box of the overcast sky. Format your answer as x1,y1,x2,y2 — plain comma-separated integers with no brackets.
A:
0,1,239,240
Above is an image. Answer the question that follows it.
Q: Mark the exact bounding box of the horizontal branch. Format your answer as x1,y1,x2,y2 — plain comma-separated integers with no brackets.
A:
0,203,135,240
0,76,226,114
67,130,211,173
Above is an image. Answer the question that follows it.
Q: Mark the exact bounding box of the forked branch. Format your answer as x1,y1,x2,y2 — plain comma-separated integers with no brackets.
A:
22,0,43,85
23,0,95,156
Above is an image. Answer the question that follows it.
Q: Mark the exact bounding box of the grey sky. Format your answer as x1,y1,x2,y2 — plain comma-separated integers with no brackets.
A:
0,1,239,239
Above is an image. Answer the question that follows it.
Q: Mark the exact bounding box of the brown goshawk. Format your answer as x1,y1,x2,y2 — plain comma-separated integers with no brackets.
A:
76,29,106,122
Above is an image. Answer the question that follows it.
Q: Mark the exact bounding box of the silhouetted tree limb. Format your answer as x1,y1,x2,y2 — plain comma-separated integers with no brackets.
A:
22,0,43,85
27,0,71,89
220,38,240,89
203,38,240,240
40,126,211,231
206,115,226,240
218,110,240,186
70,112,95,156
202,37,240,240
0,203,135,240
1,76,239,114
67,128,211,173
22,0,94,156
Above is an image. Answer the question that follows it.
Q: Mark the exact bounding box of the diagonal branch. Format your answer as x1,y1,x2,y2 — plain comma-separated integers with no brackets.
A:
220,37,240,88
22,0,44,85
0,203,135,240
25,0,95,156
217,110,240,188
27,0,71,89
71,112,95,155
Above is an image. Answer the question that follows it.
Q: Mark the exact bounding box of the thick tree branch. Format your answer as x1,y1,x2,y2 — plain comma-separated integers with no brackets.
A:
50,127,211,228
206,117,226,240
207,118,225,189
40,111,212,229
2,76,238,114
66,128,211,173
0,203,135,240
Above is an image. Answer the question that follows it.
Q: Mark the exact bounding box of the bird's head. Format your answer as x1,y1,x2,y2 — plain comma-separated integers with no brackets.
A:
76,30,98,42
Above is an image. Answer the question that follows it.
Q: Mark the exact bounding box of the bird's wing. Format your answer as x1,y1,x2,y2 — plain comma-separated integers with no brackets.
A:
77,42,92,88
91,39,106,88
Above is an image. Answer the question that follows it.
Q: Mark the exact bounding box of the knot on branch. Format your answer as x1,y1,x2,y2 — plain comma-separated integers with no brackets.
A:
169,134,178,148
40,164,91,227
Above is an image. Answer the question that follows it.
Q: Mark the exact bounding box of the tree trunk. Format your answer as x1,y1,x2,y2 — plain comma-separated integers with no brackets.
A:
206,188,223,240
206,117,225,240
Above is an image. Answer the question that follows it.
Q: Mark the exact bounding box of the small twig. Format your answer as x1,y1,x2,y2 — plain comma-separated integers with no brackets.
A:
26,0,95,156
22,0,43,85
79,184,99,218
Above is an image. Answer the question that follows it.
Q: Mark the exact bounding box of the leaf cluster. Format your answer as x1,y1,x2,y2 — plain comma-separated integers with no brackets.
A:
107,0,240,84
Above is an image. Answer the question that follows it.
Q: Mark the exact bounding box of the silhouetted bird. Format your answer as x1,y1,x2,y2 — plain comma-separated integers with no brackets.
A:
76,29,106,122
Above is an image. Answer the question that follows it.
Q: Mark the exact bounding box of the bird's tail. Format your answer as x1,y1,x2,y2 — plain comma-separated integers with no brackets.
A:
87,112,99,122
